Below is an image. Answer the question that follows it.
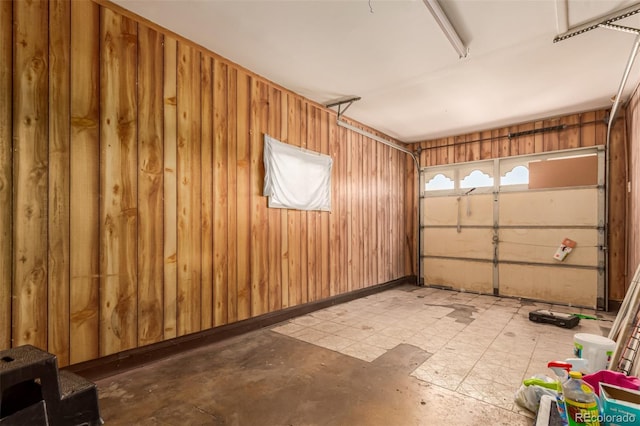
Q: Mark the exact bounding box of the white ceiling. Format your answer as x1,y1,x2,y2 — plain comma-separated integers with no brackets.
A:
113,0,640,142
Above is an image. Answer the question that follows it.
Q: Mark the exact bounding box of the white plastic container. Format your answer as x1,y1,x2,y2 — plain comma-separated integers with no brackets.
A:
573,333,616,373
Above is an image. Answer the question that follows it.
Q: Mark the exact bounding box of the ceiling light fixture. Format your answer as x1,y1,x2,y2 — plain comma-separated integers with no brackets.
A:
422,0,468,58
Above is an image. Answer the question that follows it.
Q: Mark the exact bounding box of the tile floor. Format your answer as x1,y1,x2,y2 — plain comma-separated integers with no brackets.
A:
271,285,616,420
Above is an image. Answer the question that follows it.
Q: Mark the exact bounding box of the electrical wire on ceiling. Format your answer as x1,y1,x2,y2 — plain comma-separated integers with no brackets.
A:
369,0,374,14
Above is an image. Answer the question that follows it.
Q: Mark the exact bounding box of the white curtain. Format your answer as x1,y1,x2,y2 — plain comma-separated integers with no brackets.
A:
263,134,332,211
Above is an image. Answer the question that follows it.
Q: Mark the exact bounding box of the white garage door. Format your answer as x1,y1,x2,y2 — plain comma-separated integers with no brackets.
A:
420,147,605,309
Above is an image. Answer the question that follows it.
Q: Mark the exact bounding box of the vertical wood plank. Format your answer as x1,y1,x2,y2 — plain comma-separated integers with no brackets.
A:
298,100,308,301
455,135,466,163
137,25,164,345
163,36,178,339
399,149,408,276
580,111,596,147
494,127,509,159
236,70,251,319
595,110,607,146
436,138,444,165
361,131,371,287
500,130,512,158
267,86,282,311
509,126,519,156
13,0,49,349
306,107,317,301
70,0,100,363
560,113,580,150
0,0,12,350
377,141,385,284
404,154,415,275
320,110,330,298
100,9,138,355
346,128,354,291
517,123,535,155
480,130,493,160
390,148,399,277
543,118,560,152
250,79,268,316
314,110,324,298
213,58,229,325
369,134,378,284
356,131,364,287
420,142,429,167
381,144,390,281
287,96,301,305
226,66,238,322
347,131,362,291
467,132,481,161
533,121,544,153
628,98,640,283
328,114,340,296
609,118,626,300
176,42,202,336
48,0,71,365
339,124,349,294
389,147,397,279
200,54,213,329
279,92,290,305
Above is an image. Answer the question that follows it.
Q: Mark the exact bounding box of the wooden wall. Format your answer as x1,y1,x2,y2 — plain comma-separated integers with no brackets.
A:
0,0,414,366
626,84,640,291
413,110,628,302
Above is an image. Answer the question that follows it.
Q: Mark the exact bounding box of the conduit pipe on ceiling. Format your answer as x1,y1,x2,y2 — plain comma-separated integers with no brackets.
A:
336,119,422,287
605,33,640,310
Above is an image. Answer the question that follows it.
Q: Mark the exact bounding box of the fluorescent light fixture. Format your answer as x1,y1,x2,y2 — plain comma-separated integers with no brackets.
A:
422,0,468,58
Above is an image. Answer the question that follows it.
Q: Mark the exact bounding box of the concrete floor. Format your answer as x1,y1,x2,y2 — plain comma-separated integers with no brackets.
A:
97,286,615,425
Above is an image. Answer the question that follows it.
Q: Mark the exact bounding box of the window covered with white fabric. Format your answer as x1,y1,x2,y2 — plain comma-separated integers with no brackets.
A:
263,134,332,211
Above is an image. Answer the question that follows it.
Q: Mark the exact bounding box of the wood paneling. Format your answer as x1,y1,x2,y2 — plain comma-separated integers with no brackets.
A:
176,42,201,336
48,0,71,366
278,91,289,306
200,55,213,330
320,111,331,298
13,0,49,349
163,36,178,339
298,100,308,301
6,0,629,367
137,25,164,346
608,118,627,301
235,70,251,320
0,0,12,350
69,0,100,364
628,87,640,294
250,79,269,316
267,86,283,310
2,0,417,362
99,9,138,355
226,66,238,322
213,59,229,326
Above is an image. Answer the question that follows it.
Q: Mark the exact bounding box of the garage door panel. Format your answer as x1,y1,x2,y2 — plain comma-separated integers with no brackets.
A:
424,258,493,293
499,189,598,226
424,194,493,226
423,228,494,258
499,264,597,308
420,148,603,309
499,229,599,266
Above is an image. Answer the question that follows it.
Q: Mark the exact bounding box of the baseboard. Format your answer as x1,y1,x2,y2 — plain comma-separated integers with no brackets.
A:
65,276,416,381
